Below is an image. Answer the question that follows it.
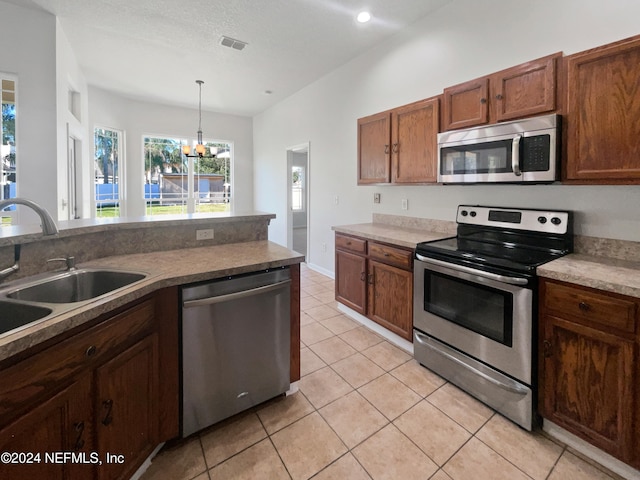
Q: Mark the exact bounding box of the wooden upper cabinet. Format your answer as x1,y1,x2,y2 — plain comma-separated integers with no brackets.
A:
443,53,561,130
492,53,560,122
358,111,391,184
564,35,640,183
392,97,440,183
443,78,489,130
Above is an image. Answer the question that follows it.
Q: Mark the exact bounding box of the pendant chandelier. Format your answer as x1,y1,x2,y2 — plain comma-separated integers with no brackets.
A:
182,80,217,158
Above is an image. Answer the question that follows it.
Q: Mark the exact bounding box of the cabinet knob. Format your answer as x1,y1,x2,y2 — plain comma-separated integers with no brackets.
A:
73,421,85,451
480,98,487,104
543,340,553,358
360,272,365,282
384,144,390,154
367,273,374,285
102,399,114,426
346,241,351,245
85,345,97,357
578,301,591,312
495,94,503,100
392,143,399,153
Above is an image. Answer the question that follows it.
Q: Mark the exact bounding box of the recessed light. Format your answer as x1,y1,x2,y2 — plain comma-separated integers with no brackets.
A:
356,11,371,23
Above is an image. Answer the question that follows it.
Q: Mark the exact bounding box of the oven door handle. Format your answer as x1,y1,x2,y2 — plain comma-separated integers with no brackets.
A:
415,254,528,286
414,331,529,395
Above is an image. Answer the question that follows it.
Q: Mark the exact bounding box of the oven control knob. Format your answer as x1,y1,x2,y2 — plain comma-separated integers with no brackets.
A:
538,216,547,224
551,217,562,225
461,210,468,217
469,211,477,217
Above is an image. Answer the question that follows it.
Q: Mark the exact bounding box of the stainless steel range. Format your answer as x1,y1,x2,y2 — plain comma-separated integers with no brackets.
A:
413,205,573,430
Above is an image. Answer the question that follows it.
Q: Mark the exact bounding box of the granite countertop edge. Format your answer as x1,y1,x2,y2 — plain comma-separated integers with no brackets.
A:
332,223,454,249
0,240,304,363
537,253,640,298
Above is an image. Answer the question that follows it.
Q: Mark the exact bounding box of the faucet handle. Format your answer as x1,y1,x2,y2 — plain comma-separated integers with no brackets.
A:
47,256,76,271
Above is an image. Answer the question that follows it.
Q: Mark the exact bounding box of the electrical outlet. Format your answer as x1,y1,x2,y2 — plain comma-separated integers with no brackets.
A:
196,229,214,240
334,195,339,205
374,193,381,204
401,198,408,210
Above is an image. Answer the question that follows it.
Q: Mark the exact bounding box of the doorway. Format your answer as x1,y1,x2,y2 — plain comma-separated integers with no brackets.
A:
286,143,309,259
67,134,80,220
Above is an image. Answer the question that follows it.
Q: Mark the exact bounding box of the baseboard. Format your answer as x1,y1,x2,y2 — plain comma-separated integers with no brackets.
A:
129,442,164,480
543,420,640,480
305,262,334,279
337,303,414,355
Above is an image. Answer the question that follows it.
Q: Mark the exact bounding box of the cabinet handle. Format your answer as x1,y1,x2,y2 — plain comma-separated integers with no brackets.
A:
480,98,487,104
346,241,351,245
543,340,553,358
578,301,591,312
101,399,113,426
383,252,390,257
495,94,503,100
392,143,399,153
73,421,85,451
360,272,365,282
384,144,390,154
85,345,97,357
367,274,374,285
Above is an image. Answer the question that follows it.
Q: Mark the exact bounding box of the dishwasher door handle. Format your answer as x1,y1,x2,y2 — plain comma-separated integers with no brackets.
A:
183,279,291,308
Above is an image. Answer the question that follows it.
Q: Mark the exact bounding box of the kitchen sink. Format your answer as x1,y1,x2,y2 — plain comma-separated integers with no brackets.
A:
5,269,147,304
0,301,53,335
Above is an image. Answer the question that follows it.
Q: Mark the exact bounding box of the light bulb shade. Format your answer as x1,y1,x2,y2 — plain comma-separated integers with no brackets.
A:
195,144,205,155
210,146,218,156
182,145,191,155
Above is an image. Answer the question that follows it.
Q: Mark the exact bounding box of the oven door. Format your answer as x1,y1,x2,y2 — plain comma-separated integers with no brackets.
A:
413,255,533,384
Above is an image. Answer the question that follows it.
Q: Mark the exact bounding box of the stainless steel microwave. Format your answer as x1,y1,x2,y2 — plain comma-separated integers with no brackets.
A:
437,114,560,184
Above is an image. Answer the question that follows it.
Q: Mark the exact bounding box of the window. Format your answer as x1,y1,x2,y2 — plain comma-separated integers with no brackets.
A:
94,127,123,218
1,76,16,227
292,166,304,212
144,136,231,216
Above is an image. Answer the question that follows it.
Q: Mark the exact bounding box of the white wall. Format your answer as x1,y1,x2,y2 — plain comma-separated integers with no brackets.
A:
88,87,254,216
0,1,57,224
56,20,90,220
253,0,640,273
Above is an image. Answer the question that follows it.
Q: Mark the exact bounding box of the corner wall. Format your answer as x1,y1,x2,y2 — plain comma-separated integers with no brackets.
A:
253,0,640,273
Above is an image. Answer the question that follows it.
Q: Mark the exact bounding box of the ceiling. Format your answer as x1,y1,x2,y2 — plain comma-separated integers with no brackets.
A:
5,0,451,116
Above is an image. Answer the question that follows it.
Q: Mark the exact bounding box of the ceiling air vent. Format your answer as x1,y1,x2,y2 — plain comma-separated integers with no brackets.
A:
220,36,248,51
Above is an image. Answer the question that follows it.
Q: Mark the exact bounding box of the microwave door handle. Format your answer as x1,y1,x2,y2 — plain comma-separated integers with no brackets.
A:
512,134,522,176
415,254,529,286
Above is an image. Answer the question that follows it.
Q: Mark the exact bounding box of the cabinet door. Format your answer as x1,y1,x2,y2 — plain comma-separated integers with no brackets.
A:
95,334,159,480
541,315,635,461
442,77,489,130
335,249,367,315
367,260,413,341
0,375,94,480
392,97,440,183
357,111,391,184
564,36,640,182
492,53,559,122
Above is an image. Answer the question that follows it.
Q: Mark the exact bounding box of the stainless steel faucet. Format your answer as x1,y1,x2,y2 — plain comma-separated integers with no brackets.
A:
0,198,58,281
0,198,58,236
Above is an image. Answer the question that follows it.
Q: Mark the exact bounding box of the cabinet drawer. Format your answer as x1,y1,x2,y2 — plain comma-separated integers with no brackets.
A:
0,299,155,425
335,234,366,254
544,282,637,333
368,242,413,270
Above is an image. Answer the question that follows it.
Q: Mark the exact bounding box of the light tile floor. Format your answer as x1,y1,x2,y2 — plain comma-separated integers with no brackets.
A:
141,264,624,480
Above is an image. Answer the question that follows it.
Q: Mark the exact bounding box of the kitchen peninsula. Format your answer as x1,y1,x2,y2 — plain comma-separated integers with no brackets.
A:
0,212,304,480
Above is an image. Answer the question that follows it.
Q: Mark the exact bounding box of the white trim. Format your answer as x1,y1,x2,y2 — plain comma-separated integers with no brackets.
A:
129,442,164,480
543,419,640,480
305,262,333,279
337,303,414,355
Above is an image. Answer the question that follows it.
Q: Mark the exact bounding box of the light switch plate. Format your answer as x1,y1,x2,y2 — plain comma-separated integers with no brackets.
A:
401,198,408,210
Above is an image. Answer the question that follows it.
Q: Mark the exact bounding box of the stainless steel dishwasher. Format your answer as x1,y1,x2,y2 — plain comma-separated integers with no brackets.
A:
181,267,291,437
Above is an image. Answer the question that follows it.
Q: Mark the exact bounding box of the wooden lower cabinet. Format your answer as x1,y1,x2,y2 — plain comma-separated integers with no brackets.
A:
335,233,413,341
367,260,413,340
0,375,94,480
539,278,639,468
96,333,159,480
0,291,178,480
